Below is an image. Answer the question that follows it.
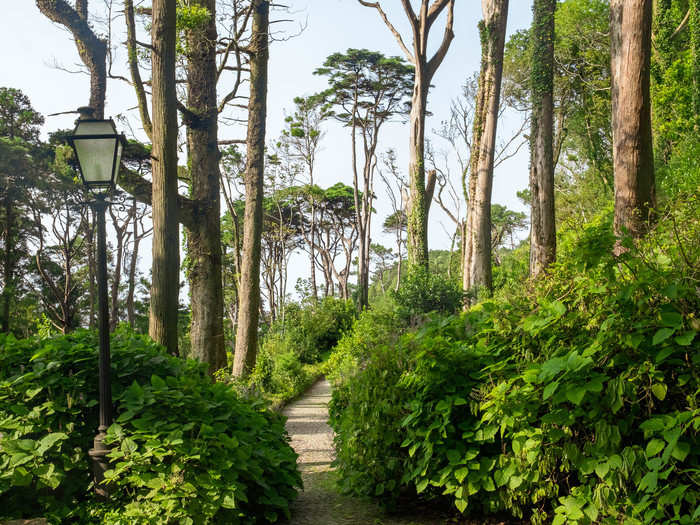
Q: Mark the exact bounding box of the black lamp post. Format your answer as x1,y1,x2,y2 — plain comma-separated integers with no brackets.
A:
67,107,126,498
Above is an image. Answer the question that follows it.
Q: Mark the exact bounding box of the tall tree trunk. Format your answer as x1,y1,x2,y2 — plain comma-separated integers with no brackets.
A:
232,0,269,378
149,0,180,355
529,0,556,278
359,1,455,271
463,0,509,295
406,72,430,269
610,0,655,241
186,0,226,375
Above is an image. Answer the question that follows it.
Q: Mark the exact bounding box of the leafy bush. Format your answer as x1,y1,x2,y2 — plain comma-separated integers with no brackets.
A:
246,297,355,404
328,196,700,523
392,266,463,323
0,327,301,524
324,297,405,388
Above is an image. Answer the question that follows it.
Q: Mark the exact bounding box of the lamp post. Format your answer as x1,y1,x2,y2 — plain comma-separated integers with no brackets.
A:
67,107,126,498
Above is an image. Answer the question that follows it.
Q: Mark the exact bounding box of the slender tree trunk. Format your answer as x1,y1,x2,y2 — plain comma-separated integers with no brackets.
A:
1,195,13,333
529,0,556,278
149,0,180,355
610,0,655,241
464,0,509,295
309,170,318,301
232,0,269,378
86,209,97,329
186,0,226,375
407,73,429,269
110,219,125,331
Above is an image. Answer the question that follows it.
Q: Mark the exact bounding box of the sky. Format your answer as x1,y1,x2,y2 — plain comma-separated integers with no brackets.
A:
0,0,534,299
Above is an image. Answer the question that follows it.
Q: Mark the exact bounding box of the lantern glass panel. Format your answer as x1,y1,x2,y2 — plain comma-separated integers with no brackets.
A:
73,121,118,185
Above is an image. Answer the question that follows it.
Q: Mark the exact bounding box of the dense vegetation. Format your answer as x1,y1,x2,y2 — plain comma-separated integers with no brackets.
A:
0,329,300,523
328,167,699,523
1,0,699,523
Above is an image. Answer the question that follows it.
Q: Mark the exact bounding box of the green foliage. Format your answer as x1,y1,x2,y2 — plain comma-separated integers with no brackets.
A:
0,327,300,523
324,297,405,389
392,266,463,323
327,191,700,523
248,298,356,404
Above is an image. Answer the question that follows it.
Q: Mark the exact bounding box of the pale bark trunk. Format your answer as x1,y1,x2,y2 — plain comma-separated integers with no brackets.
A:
149,0,180,355
407,74,429,269
232,0,269,377
529,0,556,278
610,0,655,240
464,0,509,295
186,0,226,375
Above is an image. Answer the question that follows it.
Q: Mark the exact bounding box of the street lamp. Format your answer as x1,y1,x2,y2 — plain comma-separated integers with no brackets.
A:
67,107,126,498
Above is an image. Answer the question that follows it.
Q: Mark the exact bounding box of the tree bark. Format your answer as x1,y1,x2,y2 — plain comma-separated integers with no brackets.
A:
36,0,107,118
1,194,13,333
610,0,655,240
463,0,509,295
149,0,180,355
529,0,556,278
232,0,269,378
185,0,226,375
359,0,455,271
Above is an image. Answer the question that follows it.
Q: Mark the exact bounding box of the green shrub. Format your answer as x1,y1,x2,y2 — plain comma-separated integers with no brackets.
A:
246,297,356,404
0,327,301,524
328,195,700,523
280,297,356,363
325,297,405,388
392,267,463,322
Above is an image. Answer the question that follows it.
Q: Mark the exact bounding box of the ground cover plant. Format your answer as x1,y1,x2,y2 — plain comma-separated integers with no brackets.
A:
0,327,301,524
328,189,699,524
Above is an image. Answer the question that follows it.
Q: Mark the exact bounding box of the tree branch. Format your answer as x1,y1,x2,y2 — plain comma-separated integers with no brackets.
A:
357,1,415,63
426,0,454,79
118,166,197,228
125,0,153,139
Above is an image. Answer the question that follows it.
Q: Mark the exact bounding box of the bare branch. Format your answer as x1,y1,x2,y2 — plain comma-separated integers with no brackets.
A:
427,0,454,79
357,1,415,63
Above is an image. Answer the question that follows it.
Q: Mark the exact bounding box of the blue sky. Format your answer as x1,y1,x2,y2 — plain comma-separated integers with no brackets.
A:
0,0,533,294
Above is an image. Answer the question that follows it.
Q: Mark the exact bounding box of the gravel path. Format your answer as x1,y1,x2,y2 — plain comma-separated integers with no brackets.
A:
282,378,450,525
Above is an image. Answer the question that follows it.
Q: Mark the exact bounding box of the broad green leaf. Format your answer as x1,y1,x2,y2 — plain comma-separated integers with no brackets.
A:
584,503,599,522
639,471,658,492
595,461,610,479
455,498,467,513
552,514,566,525
566,386,586,406
670,441,690,462
674,331,696,346
645,439,665,457
660,312,683,328
652,328,675,346
416,478,429,494
455,467,469,484
543,380,559,400
651,383,667,401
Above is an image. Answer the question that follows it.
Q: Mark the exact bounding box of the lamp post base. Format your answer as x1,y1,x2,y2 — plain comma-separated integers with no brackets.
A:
88,430,111,499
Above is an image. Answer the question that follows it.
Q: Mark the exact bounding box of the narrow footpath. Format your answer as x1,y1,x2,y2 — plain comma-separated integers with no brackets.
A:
283,378,447,525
